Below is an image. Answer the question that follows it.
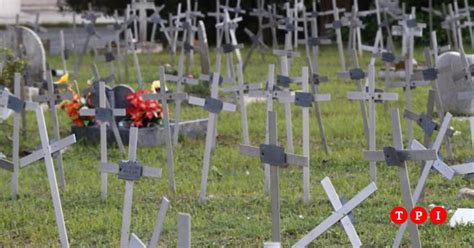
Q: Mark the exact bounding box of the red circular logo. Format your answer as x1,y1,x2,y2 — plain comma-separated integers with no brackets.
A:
430,206,447,225
390,206,408,225
410,206,428,225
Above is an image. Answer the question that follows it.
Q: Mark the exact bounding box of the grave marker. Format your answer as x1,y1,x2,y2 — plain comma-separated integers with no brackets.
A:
80,81,126,200
292,177,377,247
364,109,438,247
188,73,236,202
144,67,189,194
277,67,330,203
33,71,73,191
100,127,162,248
240,111,308,242
20,106,76,248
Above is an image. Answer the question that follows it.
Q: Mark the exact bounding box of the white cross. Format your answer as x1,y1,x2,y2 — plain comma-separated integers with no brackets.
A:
187,72,236,202
240,110,308,242
292,177,377,247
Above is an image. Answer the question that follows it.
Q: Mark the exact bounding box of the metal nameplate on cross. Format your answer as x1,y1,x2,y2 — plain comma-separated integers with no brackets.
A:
292,177,377,247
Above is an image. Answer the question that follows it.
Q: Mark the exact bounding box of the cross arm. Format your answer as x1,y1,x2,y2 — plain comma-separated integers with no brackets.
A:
410,139,455,180
222,83,262,93
188,96,236,113
143,92,188,102
100,162,162,178
20,135,76,168
166,74,199,85
451,163,474,175
363,148,437,165
347,91,398,101
79,108,126,117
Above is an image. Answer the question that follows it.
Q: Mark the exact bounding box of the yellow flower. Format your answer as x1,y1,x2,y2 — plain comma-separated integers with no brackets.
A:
151,80,168,93
56,73,69,84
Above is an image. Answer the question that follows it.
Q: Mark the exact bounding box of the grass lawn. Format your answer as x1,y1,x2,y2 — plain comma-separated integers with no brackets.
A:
0,46,473,247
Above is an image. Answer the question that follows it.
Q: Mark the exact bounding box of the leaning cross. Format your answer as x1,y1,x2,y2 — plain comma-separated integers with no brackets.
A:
393,113,456,248
79,81,126,200
144,66,189,194
321,0,347,72
128,197,169,248
364,109,438,248
188,72,236,202
277,66,330,203
240,111,308,242
100,127,162,248
20,106,76,248
131,0,156,43
0,74,37,199
292,177,377,247
222,62,262,145
33,71,73,191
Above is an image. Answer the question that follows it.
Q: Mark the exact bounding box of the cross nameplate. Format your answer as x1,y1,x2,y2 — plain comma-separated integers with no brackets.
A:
222,44,236,53
259,144,286,166
295,92,314,107
311,74,329,85
204,97,223,113
381,52,396,63
350,68,365,80
7,95,25,113
118,160,143,181
406,19,417,28
105,52,115,62
277,75,292,87
96,108,113,123
333,20,343,29
422,68,438,81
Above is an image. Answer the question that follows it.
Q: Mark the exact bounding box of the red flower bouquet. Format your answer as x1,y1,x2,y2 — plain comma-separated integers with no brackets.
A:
125,90,163,127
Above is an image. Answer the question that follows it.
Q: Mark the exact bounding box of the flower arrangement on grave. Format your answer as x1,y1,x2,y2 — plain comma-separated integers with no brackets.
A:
61,79,164,128
0,48,28,90
60,74,91,127
125,89,163,128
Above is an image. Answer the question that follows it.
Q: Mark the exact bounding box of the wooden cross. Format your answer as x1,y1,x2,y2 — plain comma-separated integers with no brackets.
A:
222,62,262,145
128,197,169,248
207,0,224,46
33,71,73,191
421,0,442,37
242,27,269,72
100,127,162,248
88,64,126,153
131,0,156,43
321,0,347,72
247,64,277,194
261,4,281,49
393,113,456,247
163,31,200,145
343,5,366,56
143,66,189,194
460,0,474,49
441,4,463,50
271,50,300,154
301,2,332,154
347,40,399,182
125,29,145,89
276,3,303,56
392,11,426,143
72,20,101,80
27,13,47,33
148,5,170,57
20,105,76,248
197,20,211,75
188,72,236,202
80,81,126,200
240,111,308,242
0,74,37,199
364,109,439,248
277,67,330,203
215,9,244,81
292,177,377,247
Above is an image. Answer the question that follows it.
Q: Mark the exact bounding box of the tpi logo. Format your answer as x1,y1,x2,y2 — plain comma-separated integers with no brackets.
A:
390,206,447,225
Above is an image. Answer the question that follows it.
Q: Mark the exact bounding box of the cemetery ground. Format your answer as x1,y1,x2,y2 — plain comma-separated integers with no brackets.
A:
0,46,473,247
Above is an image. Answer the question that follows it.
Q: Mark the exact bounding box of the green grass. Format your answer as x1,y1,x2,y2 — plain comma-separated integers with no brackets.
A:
0,46,473,247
